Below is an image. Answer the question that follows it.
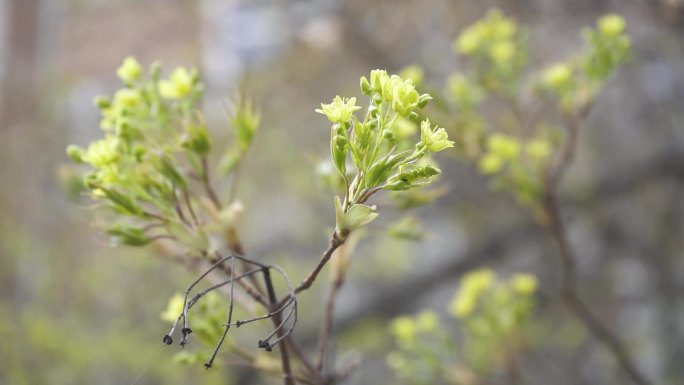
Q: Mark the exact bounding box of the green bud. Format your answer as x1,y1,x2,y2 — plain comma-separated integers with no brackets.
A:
331,128,348,177
232,98,260,151
182,123,212,154
66,145,85,163
384,164,441,191
93,96,111,110
417,93,433,109
360,76,372,95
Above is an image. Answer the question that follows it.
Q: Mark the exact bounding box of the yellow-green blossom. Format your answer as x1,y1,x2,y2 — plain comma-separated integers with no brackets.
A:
478,153,503,175
391,78,420,116
511,273,538,295
420,120,454,152
489,41,515,64
598,14,626,37
116,56,142,83
82,136,120,167
416,310,439,332
449,269,495,318
113,88,142,108
543,63,572,90
159,67,194,99
390,316,417,344
316,96,361,124
525,138,552,162
487,133,520,160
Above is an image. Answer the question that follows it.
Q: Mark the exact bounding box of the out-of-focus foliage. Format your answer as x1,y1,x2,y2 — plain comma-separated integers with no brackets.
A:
440,11,631,209
387,270,538,385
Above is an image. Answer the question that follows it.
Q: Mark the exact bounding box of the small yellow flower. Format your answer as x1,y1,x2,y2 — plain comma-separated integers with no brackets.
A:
455,27,481,55
543,63,572,90
159,67,194,99
82,136,120,167
598,14,626,37
479,153,503,175
525,139,552,162
511,273,538,295
390,316,417,344
487,133,520,160
116,56,142,83
113,88,142,108
315,96,361,124
420,120,454,152
489,41,515,64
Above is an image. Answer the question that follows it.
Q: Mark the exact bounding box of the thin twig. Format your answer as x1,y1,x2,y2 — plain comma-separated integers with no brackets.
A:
316,274,344,371
540,105,652,385
543,193,651,385
262,267,296,385
294,235,345,294
201,155,222,210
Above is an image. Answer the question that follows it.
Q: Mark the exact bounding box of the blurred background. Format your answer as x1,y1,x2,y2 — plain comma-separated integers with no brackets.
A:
1,0,684,384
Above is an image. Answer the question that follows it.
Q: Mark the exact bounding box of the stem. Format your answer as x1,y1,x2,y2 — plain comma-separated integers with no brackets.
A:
543,191,651,385
294,235,345,294
316,275,344,371
201,155,222,210
263,268,296,385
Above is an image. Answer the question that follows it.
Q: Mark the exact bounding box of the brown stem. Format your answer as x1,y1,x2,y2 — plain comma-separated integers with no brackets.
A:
263,267,296,385
543,192,651,385
316,276,344,371
294,235,344,294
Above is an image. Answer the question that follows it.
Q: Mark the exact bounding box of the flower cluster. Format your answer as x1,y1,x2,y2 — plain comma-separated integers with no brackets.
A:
453,8,527,91
66,57,258,250
440,11,631,209
386,310,447,384
316,70,452,240
447,269,537,371
539,13,630,112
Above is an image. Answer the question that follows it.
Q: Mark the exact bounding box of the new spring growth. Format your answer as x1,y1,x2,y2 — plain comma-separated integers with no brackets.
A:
116,56,142,84
318,70,450,240
454,8,522,74
220,97,261,174
66,57,217,250
159,67,196,99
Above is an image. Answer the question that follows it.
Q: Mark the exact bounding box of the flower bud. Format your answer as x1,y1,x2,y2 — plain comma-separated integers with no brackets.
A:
360,76,372,95
66,145,85,163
